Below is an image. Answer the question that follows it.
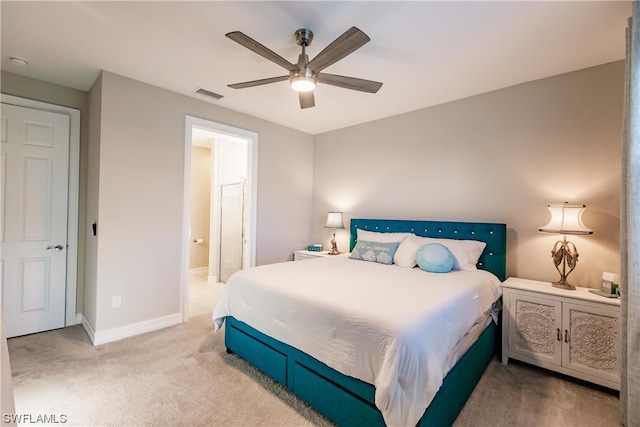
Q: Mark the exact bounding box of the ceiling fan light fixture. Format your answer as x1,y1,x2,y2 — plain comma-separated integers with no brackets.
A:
227,27,382,108
290,75,316,92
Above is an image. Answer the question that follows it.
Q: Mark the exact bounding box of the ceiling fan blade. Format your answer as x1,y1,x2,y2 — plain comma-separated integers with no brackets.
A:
299,91,315,109
306,27,370,73
226,31,299,73
317,73,383,93
228,75,289,89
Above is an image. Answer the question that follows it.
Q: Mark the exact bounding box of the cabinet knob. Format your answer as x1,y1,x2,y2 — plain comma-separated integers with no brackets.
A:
564,329,569,343
557,328,561,341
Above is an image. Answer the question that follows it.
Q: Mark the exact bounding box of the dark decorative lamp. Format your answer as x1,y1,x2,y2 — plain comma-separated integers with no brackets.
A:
325,212,345,255
538,202,593,290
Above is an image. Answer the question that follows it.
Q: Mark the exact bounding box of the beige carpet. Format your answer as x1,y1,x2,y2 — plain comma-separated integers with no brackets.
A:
7,279,621,427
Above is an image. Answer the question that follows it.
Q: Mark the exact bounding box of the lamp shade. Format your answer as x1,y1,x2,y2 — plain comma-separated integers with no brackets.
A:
538,203,593,235
325,212,345,229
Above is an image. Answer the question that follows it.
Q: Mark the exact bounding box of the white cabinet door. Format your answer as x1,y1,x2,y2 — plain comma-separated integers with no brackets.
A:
508,291,562,367
1,103,69,337
562,302,620,385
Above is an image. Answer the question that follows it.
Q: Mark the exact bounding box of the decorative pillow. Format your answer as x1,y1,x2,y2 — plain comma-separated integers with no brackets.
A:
356,229,413,244
349,240,400,265
416,243,456,273
431,238,486,271
394,235,486,271
394,235,427,268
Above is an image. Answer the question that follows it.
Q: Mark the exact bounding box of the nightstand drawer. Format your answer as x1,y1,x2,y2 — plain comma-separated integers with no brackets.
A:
293,250,331,261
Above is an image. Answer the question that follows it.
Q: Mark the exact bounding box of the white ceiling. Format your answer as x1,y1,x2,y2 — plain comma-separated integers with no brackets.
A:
1,1,631,135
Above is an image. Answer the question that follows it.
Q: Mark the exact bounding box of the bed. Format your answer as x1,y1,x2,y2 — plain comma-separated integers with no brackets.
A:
213,218,506,426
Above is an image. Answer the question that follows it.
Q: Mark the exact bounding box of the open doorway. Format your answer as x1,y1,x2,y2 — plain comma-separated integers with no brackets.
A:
182,116,258,321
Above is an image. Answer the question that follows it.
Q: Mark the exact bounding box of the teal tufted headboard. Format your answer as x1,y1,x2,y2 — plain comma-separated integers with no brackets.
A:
349,218,507,281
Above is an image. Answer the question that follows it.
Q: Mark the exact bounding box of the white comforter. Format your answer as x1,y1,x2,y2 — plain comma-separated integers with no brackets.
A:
212,256,502,427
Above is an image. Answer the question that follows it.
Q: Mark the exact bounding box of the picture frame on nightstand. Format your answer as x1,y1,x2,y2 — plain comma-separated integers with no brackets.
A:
600,279,617,295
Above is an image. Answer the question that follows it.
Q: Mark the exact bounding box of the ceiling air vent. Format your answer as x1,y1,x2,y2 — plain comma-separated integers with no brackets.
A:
195,88,224,100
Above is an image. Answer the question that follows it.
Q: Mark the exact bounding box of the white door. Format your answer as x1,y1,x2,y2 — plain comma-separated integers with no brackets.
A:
1,103,70,338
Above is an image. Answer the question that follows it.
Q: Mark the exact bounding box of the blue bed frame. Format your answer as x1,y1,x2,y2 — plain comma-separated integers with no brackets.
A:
224,219,507,426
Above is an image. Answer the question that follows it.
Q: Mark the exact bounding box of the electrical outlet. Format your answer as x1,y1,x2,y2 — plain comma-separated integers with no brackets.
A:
112,296,122,308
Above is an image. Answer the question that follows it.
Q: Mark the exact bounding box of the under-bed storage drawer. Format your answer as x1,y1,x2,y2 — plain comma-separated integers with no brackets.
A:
226,322,288,386
292,362,384,427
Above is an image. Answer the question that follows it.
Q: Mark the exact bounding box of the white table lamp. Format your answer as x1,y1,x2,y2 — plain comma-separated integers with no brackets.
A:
325,212,345,255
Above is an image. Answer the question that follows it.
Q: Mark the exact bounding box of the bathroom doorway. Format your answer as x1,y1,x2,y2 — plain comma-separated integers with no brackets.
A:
182,116,258,321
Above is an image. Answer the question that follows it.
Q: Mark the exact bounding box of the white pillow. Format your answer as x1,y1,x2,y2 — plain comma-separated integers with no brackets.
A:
394,235,486,271
394,235,427,268
356,229,413,244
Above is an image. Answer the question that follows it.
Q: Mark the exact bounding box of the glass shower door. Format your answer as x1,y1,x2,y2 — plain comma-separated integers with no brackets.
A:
219,182,245,282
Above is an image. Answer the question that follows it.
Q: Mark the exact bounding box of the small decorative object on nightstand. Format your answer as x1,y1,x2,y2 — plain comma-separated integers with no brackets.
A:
501,277,620,390
325,211,344,255
589,272,621,298
538,202,593,290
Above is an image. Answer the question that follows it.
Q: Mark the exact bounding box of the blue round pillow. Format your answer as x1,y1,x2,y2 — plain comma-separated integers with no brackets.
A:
416,243,455,273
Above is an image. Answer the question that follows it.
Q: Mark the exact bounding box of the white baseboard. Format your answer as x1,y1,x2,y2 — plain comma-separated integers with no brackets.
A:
81,313,182,346
81,315,96,343
75,313,82,325
189,266,209,274
207,275,217,283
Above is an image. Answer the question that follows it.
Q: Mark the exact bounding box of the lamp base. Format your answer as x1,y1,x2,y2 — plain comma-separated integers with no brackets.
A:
328,230,340,255
328,239,341,255
552,280,576,291
549,236,579,291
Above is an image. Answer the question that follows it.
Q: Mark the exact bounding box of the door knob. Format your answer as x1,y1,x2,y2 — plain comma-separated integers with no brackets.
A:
46,244,64,252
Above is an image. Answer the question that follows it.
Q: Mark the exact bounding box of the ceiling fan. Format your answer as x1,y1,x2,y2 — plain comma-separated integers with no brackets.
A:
226,27,383,109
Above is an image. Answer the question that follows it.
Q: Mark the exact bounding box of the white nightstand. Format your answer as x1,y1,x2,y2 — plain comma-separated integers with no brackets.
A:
293,250,332,261
501,277,620,390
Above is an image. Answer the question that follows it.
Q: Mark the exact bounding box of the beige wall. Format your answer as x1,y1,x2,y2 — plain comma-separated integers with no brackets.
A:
89,71,314,332
1,70,314,338
2,59,623,339
312,61,624,289
190,146,211,270
83,73,103,329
